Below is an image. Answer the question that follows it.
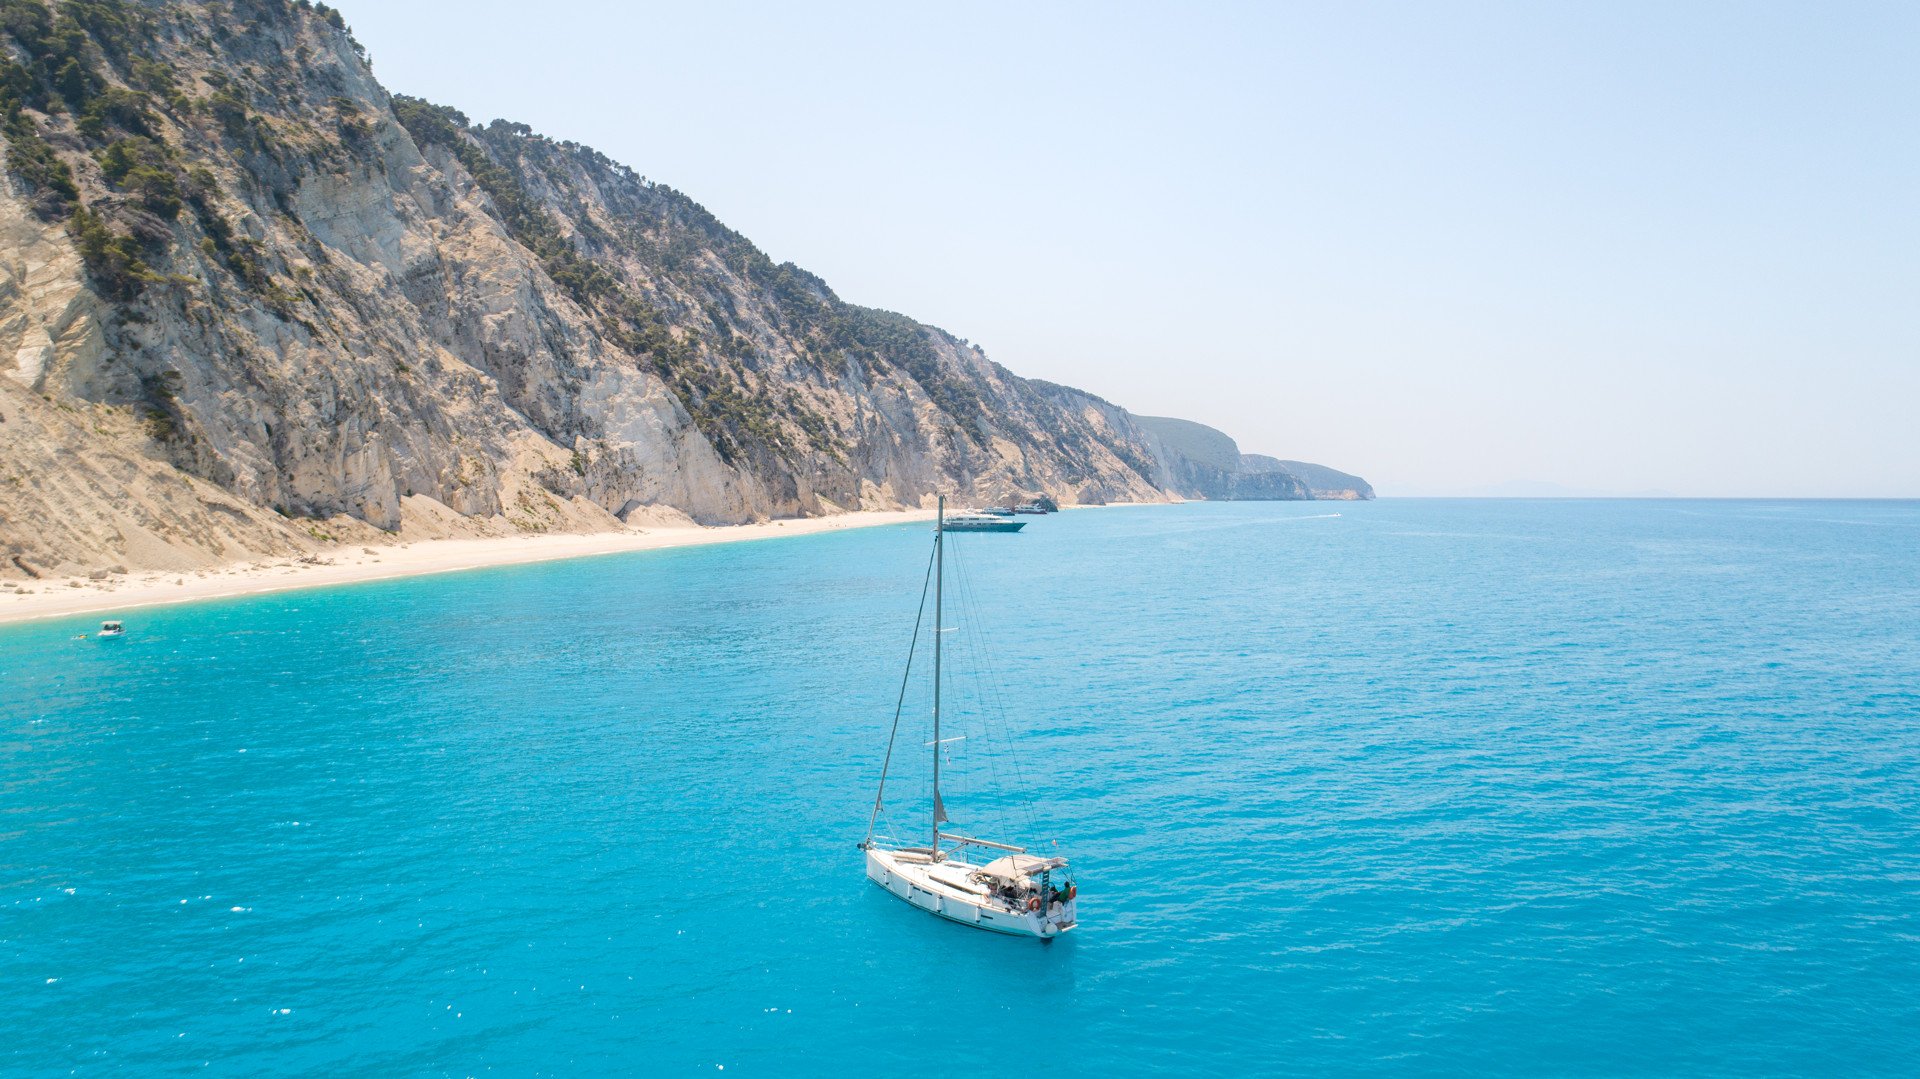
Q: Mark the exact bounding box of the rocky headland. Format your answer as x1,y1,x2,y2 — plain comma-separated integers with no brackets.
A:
0,0,1369,580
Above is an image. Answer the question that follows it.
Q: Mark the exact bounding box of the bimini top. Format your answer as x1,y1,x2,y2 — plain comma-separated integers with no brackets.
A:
980,854,1067,884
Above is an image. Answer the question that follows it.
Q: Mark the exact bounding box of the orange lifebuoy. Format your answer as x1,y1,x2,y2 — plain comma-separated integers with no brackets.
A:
1026,896,1041,912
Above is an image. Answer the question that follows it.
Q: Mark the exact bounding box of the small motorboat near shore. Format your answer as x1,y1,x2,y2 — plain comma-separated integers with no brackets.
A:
96,620,125,638
941,511,1025,533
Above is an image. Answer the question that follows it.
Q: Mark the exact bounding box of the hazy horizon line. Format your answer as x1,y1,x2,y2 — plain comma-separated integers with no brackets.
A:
1373,494,1920,501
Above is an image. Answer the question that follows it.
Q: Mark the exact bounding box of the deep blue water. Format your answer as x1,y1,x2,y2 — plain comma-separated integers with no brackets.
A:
4,499,1919,1075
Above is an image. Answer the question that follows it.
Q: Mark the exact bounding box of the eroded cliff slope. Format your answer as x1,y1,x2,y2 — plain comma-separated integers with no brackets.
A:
0,0,1363,576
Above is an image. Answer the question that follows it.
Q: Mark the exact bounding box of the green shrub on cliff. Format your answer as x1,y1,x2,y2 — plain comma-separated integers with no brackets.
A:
69,204,156,298
207,84,249,138
62,0,142,67
0,1,108,115
2,110,78,218
76,83,152,137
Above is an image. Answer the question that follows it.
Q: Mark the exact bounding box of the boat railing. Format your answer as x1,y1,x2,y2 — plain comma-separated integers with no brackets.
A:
936,832,1026,854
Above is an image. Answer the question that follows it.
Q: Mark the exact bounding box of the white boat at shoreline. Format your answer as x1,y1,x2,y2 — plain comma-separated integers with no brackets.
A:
860,496,1077,939
941,510,1025,533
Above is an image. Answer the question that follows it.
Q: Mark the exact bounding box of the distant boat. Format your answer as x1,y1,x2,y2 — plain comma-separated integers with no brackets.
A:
96,620,125,638
941,511,1024,533
861,496,1077,938
1011,504,1049,515
979,506,1017,517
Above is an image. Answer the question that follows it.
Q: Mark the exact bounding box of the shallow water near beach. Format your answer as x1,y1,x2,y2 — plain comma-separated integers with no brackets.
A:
4,499,1919,1075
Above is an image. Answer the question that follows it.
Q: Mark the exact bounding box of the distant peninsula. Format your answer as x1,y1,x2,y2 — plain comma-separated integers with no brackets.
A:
0,0,1369,577
1131,417,1374,502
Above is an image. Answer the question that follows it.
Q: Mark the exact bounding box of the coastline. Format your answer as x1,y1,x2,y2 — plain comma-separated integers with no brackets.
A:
0,508,935,628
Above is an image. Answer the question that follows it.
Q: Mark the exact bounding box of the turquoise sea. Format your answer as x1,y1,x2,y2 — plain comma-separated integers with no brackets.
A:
4,499,1918,1075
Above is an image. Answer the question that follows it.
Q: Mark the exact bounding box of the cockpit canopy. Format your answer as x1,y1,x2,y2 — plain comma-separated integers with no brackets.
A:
979,853,1068,886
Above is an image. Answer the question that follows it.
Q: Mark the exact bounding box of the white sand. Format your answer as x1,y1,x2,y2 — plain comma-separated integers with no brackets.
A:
0,509,935,627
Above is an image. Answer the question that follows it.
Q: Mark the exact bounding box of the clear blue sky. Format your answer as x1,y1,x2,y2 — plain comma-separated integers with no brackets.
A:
343,2,1917,497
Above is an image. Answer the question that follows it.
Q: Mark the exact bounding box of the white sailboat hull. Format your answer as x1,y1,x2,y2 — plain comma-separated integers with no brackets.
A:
864,847,1077,939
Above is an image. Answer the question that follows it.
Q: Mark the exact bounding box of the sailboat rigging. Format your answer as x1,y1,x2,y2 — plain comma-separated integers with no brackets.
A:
859,496,1079,939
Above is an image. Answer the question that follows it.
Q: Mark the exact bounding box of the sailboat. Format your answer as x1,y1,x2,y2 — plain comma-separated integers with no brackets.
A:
859,496,1078,938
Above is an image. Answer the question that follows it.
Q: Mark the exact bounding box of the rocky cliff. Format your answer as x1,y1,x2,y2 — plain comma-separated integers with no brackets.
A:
1241,455,1374,501
0,0,1364,576
1132,415,1370,502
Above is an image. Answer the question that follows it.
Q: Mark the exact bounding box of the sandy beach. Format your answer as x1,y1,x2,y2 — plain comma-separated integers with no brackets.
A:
0,508,935,627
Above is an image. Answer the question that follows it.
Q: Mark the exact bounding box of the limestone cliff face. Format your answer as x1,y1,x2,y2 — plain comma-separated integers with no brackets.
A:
1133,416,1375,502
0,1,1361,575
1129,415,1311,501
1242,455,1375,501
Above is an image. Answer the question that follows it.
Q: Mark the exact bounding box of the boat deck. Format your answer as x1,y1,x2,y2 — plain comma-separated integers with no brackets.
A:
864,847,1076,938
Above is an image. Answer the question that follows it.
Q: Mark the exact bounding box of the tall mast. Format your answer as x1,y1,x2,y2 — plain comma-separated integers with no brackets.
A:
931,494,944,858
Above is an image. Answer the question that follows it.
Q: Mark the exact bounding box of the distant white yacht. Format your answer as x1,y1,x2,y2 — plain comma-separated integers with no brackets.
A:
940,510,1025,533
860,497,1077,938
